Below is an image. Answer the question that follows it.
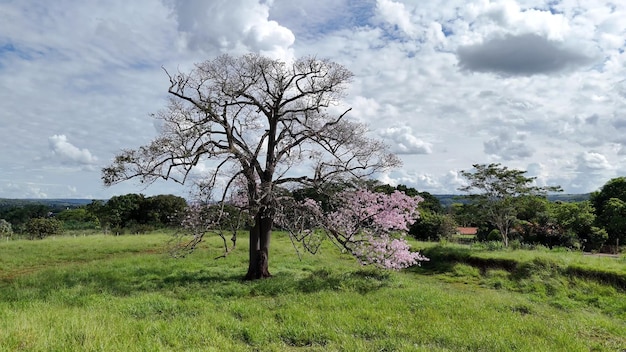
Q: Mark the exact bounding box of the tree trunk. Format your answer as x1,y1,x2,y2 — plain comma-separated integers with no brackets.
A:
501,227,509,247
244,212,272,280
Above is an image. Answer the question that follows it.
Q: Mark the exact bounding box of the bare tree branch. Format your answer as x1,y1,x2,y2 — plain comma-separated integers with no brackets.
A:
103,53,403,279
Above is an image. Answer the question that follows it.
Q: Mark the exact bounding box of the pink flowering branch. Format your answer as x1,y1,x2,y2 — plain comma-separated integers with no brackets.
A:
276,188,429,269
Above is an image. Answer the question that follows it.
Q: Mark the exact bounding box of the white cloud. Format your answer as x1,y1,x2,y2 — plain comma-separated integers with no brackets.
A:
48,135,98,165
169,0,294,59
380,168,467,194
483,131,534,160
577,152,613,171
480,0,570,40
441,170,467,191
350,96,382,121
376,0,417,37
548,151,619,193
380,126,433,155
0,182,48,199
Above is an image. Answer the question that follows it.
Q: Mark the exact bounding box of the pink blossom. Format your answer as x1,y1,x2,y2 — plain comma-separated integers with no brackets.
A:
278,188,429,269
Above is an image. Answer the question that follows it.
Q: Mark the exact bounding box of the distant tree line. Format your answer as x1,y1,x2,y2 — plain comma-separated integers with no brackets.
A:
0,194,187,238
84,194,187,234
1,169,626,253
0,203,54,237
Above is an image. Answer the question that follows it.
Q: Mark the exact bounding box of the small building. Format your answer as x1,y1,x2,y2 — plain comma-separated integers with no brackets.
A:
456,227,478,235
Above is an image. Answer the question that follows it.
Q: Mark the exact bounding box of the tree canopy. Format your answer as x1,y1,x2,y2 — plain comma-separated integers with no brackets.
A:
459,163,562,247
591,177,626,247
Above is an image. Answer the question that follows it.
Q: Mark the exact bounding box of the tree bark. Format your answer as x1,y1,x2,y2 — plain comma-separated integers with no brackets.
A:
244,212,272,280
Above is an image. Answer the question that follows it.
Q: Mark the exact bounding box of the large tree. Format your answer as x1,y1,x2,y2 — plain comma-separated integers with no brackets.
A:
459,163,561,247
103,54,399,279
591,177,626,247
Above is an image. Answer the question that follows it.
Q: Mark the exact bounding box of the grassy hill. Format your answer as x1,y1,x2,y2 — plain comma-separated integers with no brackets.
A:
1,232,624,351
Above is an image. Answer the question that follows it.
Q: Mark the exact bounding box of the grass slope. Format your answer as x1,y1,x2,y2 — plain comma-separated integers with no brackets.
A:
1,233,625,351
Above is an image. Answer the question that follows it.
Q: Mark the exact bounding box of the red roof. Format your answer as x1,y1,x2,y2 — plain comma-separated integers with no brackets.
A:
457,227,478,235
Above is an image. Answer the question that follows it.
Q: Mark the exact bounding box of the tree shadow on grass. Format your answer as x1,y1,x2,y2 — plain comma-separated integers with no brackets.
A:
408,246,474,275
134,265,393,297
1,264,392,304
409,245,518,276
0,265,248,303
246,267,391,296
410,246,626,294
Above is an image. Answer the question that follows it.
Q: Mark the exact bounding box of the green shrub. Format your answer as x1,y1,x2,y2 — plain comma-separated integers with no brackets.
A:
469,242,484,250
487,229,501,242
509,239,522,250
25,218,62,239
485,241,503,251
0,219,13,238
582,226,608,252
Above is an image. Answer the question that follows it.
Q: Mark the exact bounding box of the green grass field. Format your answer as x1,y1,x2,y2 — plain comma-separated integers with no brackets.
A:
1,233,625,351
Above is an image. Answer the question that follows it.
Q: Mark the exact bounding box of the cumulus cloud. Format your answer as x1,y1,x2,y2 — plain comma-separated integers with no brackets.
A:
380,126,432,155
558,151,618,193
441,170,467,192
379,169,466,194
457,33,595,76
483,131,534,160
576,151,613,172
525,162,555,188
380,170,438,190
479,0,570,40
48,135,98,165
376,0,416,37
350,95,382,121
0,182,48,199
169,0,294,59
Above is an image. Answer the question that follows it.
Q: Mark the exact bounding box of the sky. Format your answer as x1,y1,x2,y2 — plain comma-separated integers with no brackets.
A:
1,0,625,199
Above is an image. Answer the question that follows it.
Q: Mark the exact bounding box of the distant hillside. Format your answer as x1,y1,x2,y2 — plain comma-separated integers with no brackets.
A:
547,194,592,202
0,194,591,211
0,198,96,209
433,194,591,208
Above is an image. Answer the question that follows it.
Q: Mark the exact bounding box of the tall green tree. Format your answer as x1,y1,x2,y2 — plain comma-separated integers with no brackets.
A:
459,163,561,247
409,210,457,241
552,201,606,251
139,194,187,227
369,182,443,214
106,194,145,230
591,177,626,247
450,203,480,227
56,208,100,230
